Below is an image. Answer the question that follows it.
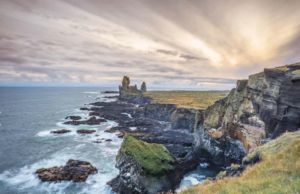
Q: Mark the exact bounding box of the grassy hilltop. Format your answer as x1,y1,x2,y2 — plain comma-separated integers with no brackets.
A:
144,91,228,109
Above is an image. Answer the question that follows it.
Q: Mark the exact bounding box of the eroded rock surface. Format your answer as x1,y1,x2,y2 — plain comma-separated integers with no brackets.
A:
36,159,97,182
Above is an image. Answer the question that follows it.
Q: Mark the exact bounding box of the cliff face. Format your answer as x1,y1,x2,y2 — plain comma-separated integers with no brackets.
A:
110,63,300,193
197,62,300,164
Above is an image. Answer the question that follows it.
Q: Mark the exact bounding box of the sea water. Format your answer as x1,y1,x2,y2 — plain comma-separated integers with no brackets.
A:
0,87,120,194
0,87,220,194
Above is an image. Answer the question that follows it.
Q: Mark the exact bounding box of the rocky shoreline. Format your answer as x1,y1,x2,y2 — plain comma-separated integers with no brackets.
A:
36,63,300,194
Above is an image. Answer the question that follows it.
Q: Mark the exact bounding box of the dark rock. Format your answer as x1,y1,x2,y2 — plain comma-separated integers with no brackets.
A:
144,103,177,122
64,116,106,125
105,139,113,142
104,129,117,133
141,82,147,93
171,108,200,133
65,116,81,120
80,107,91,111
195,126,247,167
93,141,102,143
101,91,119,94
36,159,97,182
77,129,96,134
117,132,125,138
51,129,71,134
103,95,119,99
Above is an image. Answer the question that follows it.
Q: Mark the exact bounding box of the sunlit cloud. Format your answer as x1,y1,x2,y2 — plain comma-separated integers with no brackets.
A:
0,0,300,88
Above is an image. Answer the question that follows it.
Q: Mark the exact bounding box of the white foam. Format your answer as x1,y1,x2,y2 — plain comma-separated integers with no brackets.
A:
130,127,137,131
176,174,206,193
36,130,51,137
122,113,132,118
200,163,210,168
83,92,99,94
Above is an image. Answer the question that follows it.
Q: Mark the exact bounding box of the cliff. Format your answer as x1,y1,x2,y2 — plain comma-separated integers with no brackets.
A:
181,130,300,194
108,62,300,193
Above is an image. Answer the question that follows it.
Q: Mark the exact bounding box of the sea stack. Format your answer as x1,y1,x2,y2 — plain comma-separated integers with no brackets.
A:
141,82,147,93
119,76,146,96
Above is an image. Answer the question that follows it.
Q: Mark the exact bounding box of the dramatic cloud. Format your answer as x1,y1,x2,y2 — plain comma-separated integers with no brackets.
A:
0,0,300,89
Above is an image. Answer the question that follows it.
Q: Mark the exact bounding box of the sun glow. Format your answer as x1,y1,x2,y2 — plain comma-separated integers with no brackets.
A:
132,41,151,51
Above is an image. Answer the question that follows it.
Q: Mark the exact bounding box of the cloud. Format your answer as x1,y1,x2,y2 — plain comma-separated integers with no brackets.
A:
179,54,208,61
0,0,299,89
155,49,178,56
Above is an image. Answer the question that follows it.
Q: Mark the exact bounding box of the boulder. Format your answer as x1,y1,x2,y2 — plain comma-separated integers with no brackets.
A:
36,159,97,182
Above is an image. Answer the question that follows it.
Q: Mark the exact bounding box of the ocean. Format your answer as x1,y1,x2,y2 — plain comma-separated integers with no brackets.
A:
0,87,220,194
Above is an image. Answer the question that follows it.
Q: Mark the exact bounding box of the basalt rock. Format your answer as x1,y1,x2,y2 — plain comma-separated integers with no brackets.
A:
51,129,71,134
101,91,119,94
36,159,97,182
108,135,197,194
144,103,177,122
141,82,147,93
64,116,106,125
195,62,300,167
119,76,147,102
171,108,200,133
65,116,81,120
77,129,96,134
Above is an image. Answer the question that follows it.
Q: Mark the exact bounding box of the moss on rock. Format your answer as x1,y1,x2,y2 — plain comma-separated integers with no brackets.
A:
118,135,175,174
292,69,300,75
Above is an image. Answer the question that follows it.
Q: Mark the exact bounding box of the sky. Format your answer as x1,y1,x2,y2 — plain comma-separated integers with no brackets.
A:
0,0,300,89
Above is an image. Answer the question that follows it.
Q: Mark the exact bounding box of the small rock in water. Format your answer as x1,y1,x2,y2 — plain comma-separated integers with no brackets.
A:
36,159,98,182
65,116,81,120
105,139,113,142
93,141,102,143
51,129,71,134
117,132,125,138
104,129,117,133
77,129,96,134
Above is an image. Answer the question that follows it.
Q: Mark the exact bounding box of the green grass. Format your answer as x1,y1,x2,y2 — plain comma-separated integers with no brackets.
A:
118,135,175,174
144,91,228,109
292,70,300,75
180,130,300,194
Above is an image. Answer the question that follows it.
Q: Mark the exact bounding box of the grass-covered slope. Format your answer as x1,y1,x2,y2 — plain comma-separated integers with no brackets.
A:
144,91,228,109
117,135,175,174
181,130,300,194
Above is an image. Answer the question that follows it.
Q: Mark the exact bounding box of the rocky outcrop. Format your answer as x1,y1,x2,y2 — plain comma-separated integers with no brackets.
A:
105,64,300,193
141,82,147,93
65,116,81,120
119,76,147,98
108,135,197,194
36,159,97,182
77,129,96,134
171,108,200,133
144,103,177,122
51,129,71,134
195,62,300,167
63,116,106,125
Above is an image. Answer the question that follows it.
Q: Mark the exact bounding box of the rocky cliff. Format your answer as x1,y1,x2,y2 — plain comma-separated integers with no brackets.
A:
195,62,300,166
108,63,300,193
